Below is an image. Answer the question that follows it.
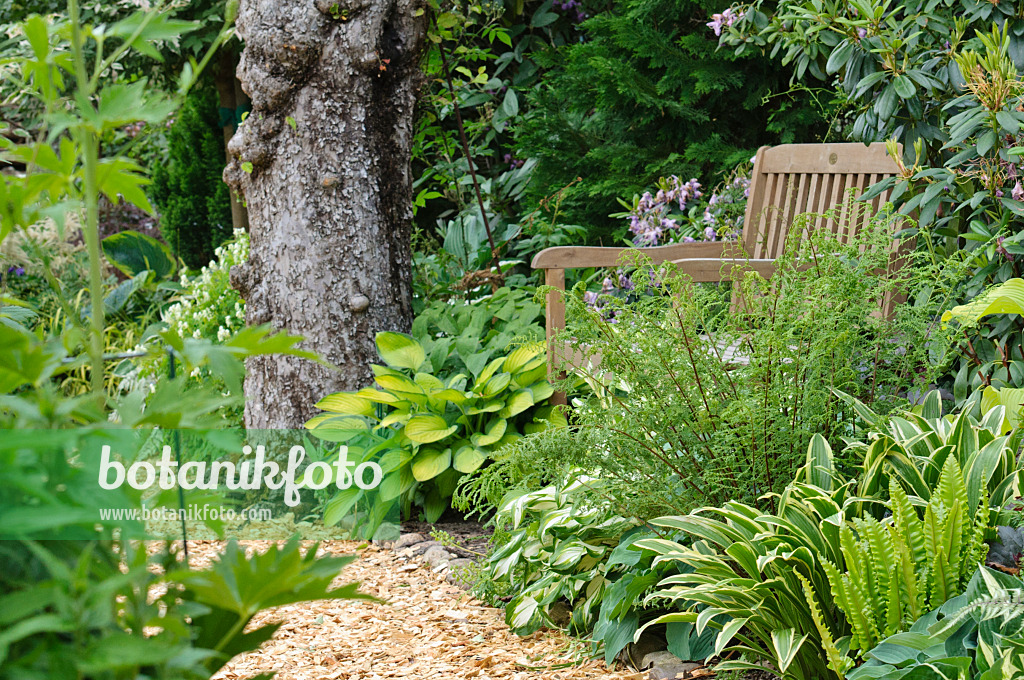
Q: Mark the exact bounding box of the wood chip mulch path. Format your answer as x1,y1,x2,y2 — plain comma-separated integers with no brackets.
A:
190,540,642,680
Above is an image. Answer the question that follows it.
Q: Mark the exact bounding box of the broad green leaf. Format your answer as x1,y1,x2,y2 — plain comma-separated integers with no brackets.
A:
404,415,458,443
471,418,507,446
942,279,1024,327
375,332,425,370
315,392,374,416
499,388,535,418
453,445,486,473
101,230,176,279
411,447,451,481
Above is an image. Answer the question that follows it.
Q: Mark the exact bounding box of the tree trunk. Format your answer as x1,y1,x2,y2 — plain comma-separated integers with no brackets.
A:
224,0,425,429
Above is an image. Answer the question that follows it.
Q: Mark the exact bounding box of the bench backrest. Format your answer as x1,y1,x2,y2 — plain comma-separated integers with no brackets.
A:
742,142,900,260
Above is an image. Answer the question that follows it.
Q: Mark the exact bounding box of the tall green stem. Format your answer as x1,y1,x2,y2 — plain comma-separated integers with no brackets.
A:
68,0,105,398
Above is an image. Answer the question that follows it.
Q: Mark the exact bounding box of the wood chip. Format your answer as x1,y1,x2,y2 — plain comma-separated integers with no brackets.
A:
181,540,635,679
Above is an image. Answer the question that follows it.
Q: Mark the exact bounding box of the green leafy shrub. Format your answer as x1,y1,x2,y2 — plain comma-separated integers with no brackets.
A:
150,83,233,270
940,277,1024,410
121,230,248,425
411,285,544,376
718,0,1023,162
306,333,564,523
636,393,1023,679
460,208,961,520
515,0,829,242
849,567,1024,680
484,470,718,665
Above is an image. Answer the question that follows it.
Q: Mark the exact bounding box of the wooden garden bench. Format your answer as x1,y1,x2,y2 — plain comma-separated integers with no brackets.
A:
531,142,903,395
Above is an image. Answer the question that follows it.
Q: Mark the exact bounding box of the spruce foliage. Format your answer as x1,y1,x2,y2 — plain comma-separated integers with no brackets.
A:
515,0,831,243
150,84,233,269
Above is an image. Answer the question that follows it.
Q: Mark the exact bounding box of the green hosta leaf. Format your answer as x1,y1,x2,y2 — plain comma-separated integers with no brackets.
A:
101,230,176,279
411,447,451,481
480,371,512,397
499,388,536,418
503,342,544,373
453,445,486,473
375,332,425,370
506,594,542,634
471,418,507,446
771,628,808,674
404,415,458,443
304,415,369,442
374,373,422,394
315,392,374,417
378,467,415,502
942,279,1024,328
981,387,1024,432
355,387,403,405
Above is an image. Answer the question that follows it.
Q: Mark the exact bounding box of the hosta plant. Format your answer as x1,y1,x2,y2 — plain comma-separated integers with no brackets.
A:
841,390,1023,513
849,567,1024,680
486,470,717,665
306,332,564,522
636,441,858,680
635,397,1024,680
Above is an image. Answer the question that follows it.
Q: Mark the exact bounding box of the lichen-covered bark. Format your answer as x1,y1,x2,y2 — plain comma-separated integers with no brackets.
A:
225,0,425,428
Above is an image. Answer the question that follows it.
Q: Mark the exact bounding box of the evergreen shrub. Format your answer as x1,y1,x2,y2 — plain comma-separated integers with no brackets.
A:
150,84,233,269
514,0,831,243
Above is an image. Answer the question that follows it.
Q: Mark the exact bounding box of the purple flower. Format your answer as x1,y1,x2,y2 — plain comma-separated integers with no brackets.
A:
704,226,717,241
706,8,742,36
618,273,634,291
6,265,25,277
1013,181,1024,202
857,28,867,40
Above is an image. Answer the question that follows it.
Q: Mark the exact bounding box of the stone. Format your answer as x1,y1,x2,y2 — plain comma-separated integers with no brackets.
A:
409,540,442,556
422,546,453,568
393,533,425,550
641,651,701,680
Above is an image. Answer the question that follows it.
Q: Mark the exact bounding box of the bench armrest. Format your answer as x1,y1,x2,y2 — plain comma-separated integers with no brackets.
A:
531,241,730,269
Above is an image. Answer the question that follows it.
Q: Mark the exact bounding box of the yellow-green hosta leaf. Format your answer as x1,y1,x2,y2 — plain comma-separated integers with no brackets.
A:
304,415,369,442
356,387,403,405
374,374,422,394
453,445,486,473
471,418,507,446
411,447,451,481
942,279,1024,328
376,409,412,429
528,381,555,403
414,372,444,390
474,356,506,388
315,392,374,416
404,414,458,443
981,386,1024,433
375,331,426,370
503,342,544,374
480,372,512,397
432,388,469,404
499,388,536,418
467,399,504,414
